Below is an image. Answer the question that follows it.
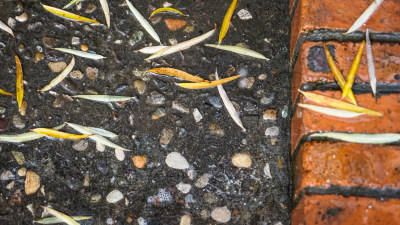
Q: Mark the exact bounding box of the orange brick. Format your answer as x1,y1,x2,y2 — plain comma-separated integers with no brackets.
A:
290,0,400,61
294,141,400,199
292,194,400,225
291,41,400,104
291,91,400,151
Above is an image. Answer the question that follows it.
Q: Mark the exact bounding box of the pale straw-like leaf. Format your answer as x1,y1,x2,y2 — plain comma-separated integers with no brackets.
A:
125,0,160,43
298,103,364,118
99,0,110,28
40,206,79,225
39,56,75,92
72,95,134,103
63,0,84,9
34,216,91,224
0,19,14,37
146,24,216,60
0,124,65,143
215,69,246,131
54,48,105,60
310,132,400,144
204,44,269,60
85,126,118,138
366,29,377,97
344,0,384,35
135,45,168,54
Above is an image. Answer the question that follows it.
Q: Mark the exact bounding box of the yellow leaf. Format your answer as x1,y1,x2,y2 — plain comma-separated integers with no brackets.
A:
41,3,100,24
148,67,208,83
31,128,92,140
178,75,241,89
150,7,185,18
0,88,14,96
40,206,80,225
342,41,365,98
15,54,24,115
299,90,382,116
218,0,237,44
323,43,357,105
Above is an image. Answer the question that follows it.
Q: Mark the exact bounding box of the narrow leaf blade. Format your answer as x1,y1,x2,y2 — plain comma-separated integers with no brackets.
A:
310,132,400,144
344,0,384,35
34,216,91,224
366,29,377,97
40,206,79,225
99,0,110,28
0,19,14,37
31,128,92,140
342,40,365,98
178,74,241,89
54,48,105,60
150,7,185,17
204,44,269,60
0,88,14,96
219,0,237,44
298,103,364,118
15,54,24,115
41,3,100,24
39,56,75,92
148,67,208,83
0,124,65,143
135,45,168,54
63,0,83,9
85,126,118,138
72,95,134,103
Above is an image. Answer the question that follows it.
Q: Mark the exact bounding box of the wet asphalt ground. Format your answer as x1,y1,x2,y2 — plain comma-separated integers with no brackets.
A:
0,0,290,224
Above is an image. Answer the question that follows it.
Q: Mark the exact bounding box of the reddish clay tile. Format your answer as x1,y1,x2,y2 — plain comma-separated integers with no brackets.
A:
291,41,400,104
291,91,400,151
290,0,400,61
294,141,400,199
164,19,187,31
292,194,400,225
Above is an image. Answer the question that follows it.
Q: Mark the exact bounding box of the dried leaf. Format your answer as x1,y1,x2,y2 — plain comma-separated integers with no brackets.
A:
299,90,382,116
146,24,216,60
85,126,118,138
150,7,185,17
40,206,79,225
99,0,110,28
41,3,100,24
63,0,84,9
148,67,208,83
39,56,75,92
54,48,105,60
204,44,269,60
0,124,65,143
31,128,92,140
135,45,168,54
366,29,377,97
219,0,237,44
310,132,400,144
15,54,24,115
66,122,131,151
342,40,365,98
0,19,14,37
125,0,161,43
72,95,134,103
323,43,357,105
178,74,241,89
215,69,245,131
0,88,14,96
298,103,364,118
343,0,384,35
33,216,91,224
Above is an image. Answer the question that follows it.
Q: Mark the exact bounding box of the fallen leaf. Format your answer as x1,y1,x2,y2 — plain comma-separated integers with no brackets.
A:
343,0,384,35
0,124,65,143
150,7,185,17
298,103,364,118
63,0,84,9
72,95,135,103
366,29,377,97
0,19,14,37
15,54,24,115
0,88,14,96
54,48,105,60
219,0,237,44
310,132,400,144
31,128,92,140
85,126,118,138
99,0,110,28
41,3,100,24
342,40,365,98
135,45,168,54
40,206,79,225
34,216,91,224
148,67,208,83
178,74,241,89
204,44,269,60
39,56,75,92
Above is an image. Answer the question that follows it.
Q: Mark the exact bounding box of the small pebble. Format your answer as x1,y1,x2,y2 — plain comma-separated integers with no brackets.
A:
115,149,126,161
52,97,65,108
35,52,45,63
90,193,102,203
132,156,147,169
106,190,124,203
83,174,90,187
176,182,192,194
0,107,6,114
70,70,84,80
258,74,267,80
11,151,25,165
84,3,97,13
96,160,109,174
42,37,58,48
152,108,166,120
71,37,80,45
208,96,222,108
0,171,14,181
263,109,277,121
6,181,15,190
17,168,26,177
7,18,16,28
183,25,195,33
137,217,147,225
179,215,192,225
81,44,88,52
72,139,88,151
209,124,224,137
237,9,253,20
203,192,219,204
15,12,28,22
48,62,67,73
194,173,210,188
25,171,40,195
200,210,210,219
172,101,190,114
146,92,166,105
86,67,99,80
164,19,187,31
193,108,203,122
265,126,279,137
160,128,174,148
282,105,289,118
211,206,231,223
13,115,25,129
264,163,272,178
165,152,189,170
238,77,255,89
260,93,275,105
134,80,147,95
96,142,106,152
232,153,252,168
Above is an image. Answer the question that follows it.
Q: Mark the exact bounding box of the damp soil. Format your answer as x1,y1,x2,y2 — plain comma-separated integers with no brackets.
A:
0,0,290,224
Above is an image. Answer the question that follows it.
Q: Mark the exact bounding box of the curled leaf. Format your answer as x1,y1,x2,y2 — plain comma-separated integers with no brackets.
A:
39,56,75,92
0,124,65,143
63,0,84,9
342,40,365,98
323,43,357,105
40,206,79,225
72,95,135,103
0,19,14,37
150,7,185,17
299,90,382,116
148,67,208,83
31,128,92,140
366,29,377,97
219,0,237,44
298,103,364,118
15,54,24,115
99,0,110,28
41,3,100,24
135,45,168,54
125,0,160,43
34,216,91,224
0,88,14,96
344,0,384,35
54,48,105,60
310,132,400,144
146,24,216,60
178,74,241,89
215,69,245,131
204,44,269,60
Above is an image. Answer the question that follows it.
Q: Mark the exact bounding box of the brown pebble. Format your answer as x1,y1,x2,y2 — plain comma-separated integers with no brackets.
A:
164,19,187,31
48,62,67,73
86,67,99,80
263,109,277,120
231,153,252,168
25,171,40,195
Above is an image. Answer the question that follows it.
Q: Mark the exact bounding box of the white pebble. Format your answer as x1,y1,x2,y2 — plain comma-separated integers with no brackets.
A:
15,12,28,22
114,149,126,161
176,182,192,194
193,108,203,122
194,173,210,188
211,206,231,223
137,217,148,225
232,153,252,168
0,171,14,181
106,189,124,203
179,215,192,225
264,163,272,179
96,142,106,152
237,9,252,20
165,152,189,170
265,126,280,137
7,18,16,28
